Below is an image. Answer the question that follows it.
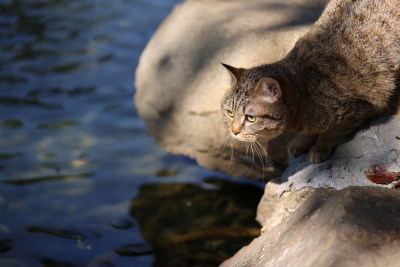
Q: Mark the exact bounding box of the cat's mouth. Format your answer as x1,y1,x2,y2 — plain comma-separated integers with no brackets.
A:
230,132,257,142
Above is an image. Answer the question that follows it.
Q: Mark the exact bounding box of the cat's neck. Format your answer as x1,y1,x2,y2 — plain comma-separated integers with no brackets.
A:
256,62,308,133
274,57,330,134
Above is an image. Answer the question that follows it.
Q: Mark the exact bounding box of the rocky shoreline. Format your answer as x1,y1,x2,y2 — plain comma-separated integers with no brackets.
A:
135,0,400,265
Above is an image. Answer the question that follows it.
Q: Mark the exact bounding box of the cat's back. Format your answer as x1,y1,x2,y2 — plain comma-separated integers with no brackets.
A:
319,0,400,52
294,0,400,109
323,0,400,67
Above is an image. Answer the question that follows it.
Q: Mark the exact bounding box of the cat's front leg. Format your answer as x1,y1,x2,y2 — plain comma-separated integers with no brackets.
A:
308,142,335,163
288,134,317,157
308,131,348,163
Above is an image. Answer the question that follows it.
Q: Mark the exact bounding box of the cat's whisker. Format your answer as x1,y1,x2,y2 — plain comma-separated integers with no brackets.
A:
252,141,263,166
245,142,249,161
246,142,256,178
219,135,232,160
255,134,278,145
254,140,267,164
266,151,278,174
255,140,278,175
228,137,235,169
253,141,265,181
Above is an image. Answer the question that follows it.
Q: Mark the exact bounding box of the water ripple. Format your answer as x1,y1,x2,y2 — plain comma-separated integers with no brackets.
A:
0,96,63,109
27,226,102,241
2,172,92,185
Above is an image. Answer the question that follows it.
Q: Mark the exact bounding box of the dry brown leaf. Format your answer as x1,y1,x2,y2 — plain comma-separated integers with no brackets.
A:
365,164,400,184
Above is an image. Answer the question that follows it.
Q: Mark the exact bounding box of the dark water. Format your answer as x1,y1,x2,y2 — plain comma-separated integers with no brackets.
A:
0,0,264,266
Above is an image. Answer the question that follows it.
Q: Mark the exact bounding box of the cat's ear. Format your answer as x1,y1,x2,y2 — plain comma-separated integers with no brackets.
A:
221,63,244,82
255,77,282,103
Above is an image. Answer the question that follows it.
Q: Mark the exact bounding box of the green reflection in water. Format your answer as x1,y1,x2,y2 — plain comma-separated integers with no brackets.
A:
0,96,63,110
1,119,23,129
129,179,263,266
53,62,81,73
39,153,57,160
156,169,179,177
2,172,92,186
37,120,79,130
0,152,21,160
27,226,102,241
0,76,28,83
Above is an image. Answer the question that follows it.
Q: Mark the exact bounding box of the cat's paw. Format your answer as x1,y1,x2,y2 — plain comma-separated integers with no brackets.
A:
288,142,307,157
288,135,316,157
308,145,334,163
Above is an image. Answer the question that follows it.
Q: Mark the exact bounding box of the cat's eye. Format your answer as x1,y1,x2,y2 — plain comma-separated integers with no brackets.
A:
246,115,256,122
227,110,234,117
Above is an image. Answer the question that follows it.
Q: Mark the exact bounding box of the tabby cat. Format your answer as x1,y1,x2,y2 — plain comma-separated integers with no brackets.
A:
221,0,400,163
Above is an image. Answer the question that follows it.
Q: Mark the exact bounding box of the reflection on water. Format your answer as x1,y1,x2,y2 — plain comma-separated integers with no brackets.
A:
130,179,262,266
0,0,265,265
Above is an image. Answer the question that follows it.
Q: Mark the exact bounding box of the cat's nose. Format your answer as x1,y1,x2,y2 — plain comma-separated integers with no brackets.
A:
231,129,240,135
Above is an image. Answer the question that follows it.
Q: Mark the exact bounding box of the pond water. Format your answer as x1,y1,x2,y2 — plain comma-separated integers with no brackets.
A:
0,0,264,266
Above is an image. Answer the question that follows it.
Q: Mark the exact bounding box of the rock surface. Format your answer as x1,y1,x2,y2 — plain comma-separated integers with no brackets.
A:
222,186,400,267
224,116,400,266
279,116,400,194
135,0,327,179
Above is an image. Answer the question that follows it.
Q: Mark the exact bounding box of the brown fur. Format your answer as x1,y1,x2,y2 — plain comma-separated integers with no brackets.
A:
221,0,400,163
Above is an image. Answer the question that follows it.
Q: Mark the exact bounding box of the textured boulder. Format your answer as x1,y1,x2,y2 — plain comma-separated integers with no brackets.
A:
279,116,400,194
134,0,327,179
223,116,400,266
222,186,400,267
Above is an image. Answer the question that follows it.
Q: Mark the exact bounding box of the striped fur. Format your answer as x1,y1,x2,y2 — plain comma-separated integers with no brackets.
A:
221,0,400,163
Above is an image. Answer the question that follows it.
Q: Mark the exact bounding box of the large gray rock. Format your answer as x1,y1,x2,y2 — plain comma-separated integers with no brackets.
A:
223,116,400,266
135,0,327,179
222,186,400,267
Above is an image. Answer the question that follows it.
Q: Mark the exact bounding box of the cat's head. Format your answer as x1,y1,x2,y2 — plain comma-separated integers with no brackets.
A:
221,63,287,142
